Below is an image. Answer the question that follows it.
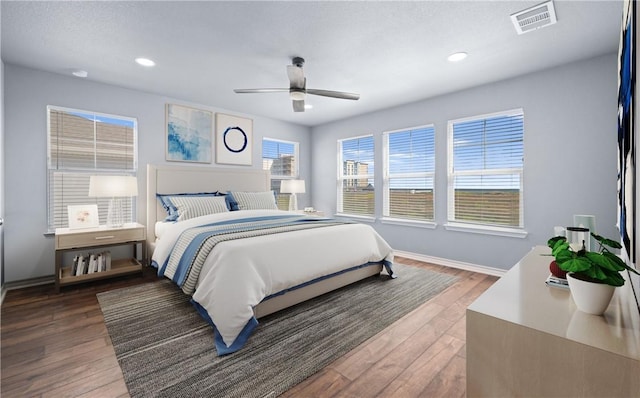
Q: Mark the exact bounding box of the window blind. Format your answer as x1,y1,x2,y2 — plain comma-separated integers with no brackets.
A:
338,135,375,216
262,138,299,210
47,107,137,231
448,110,524,228
384,125,435,221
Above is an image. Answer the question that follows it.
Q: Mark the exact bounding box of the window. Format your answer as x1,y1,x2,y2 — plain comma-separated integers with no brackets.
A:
262,138,299,210
338,135,375,217
47,106,137,231
383,125,435,222
448,109,524,229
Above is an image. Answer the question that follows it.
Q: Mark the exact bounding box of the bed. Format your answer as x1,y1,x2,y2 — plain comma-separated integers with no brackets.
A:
146,164,394,355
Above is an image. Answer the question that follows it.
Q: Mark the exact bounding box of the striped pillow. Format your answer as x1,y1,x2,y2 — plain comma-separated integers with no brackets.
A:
157,192,222,221
170,196,229,221
229,191,278,210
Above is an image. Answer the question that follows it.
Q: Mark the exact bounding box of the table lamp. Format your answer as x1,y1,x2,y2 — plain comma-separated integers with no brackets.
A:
280,179,305,211
88,175,138,227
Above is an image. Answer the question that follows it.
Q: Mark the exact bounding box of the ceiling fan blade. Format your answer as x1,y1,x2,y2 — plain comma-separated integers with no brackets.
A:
292,100,305,112
287,65,305,89
306,89,360,100
234,88,289,94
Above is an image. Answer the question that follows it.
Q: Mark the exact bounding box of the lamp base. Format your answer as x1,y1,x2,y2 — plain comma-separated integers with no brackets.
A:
288,193,298,212
106,198,125,228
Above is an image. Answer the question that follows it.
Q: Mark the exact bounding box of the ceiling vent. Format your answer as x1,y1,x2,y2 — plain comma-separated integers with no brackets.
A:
511,1,557,35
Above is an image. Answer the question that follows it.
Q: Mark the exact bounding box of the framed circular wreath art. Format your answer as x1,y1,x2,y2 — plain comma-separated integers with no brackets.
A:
215,113,253,165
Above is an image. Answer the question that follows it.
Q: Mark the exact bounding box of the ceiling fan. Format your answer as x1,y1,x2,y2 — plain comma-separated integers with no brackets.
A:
233,57,360,112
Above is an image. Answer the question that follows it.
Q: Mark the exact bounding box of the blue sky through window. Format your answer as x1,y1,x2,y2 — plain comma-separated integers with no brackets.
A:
70,111,135,128
452,113,523,189
387,126,435,190
341,136,375,174
263,139,295,160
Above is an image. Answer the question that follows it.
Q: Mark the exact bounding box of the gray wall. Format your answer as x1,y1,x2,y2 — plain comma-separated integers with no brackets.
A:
1,59,4,289
2,53,620,281
3,65,312,282
311,54,619,271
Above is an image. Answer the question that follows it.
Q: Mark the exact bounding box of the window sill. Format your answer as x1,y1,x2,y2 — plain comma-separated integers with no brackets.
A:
444,222,528,238
381,217,437,229
334,213,376,223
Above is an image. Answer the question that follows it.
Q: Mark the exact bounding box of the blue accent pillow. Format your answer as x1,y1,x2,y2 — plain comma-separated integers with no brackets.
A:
225,192,239,211
156,192,225,221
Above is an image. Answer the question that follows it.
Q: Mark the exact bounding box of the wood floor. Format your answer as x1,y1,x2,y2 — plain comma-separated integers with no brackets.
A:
1,257,498,398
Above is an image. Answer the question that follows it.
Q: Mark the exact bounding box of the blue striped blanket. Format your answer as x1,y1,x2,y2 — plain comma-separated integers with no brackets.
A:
159,215,351,295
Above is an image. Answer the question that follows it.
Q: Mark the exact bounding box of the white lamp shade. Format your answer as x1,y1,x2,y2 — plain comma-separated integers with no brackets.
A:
88,175,138,197
280,179,305,194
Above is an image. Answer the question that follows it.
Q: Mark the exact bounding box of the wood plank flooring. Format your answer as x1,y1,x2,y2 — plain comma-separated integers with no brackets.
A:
1,258,497,397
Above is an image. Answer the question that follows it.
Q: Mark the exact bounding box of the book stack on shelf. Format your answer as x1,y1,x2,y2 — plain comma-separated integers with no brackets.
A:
545,274,569,289
72,251,112,276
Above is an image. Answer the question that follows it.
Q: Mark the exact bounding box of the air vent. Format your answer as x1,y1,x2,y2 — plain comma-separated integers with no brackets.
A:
511,1,557,35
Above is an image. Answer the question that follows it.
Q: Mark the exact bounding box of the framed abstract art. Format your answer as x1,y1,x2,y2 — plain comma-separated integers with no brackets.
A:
215,113,253,166
617,0,640,313
166,104,213,163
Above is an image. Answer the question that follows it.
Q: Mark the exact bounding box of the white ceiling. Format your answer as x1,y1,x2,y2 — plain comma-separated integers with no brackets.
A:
1,1,623,127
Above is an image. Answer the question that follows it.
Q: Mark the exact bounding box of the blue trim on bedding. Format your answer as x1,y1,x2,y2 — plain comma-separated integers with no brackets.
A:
191,298,259,356
162,214,343,285
383,260,395,279
263,260,392,301
189,258,394,356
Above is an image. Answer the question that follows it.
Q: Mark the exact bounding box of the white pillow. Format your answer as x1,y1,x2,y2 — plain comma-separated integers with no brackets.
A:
229,191,278,211
170,196,229,221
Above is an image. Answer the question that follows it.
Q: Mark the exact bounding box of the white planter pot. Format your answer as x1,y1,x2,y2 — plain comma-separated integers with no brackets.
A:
566,273,616,315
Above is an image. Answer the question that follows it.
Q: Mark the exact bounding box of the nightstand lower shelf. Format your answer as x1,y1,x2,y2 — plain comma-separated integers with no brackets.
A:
54,223,146,292
58,258,142,287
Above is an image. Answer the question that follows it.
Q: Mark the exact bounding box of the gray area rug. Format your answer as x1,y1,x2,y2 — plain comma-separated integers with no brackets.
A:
97,263,457,398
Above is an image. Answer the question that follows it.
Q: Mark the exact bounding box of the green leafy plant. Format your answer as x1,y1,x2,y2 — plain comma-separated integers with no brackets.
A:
547,233,640,287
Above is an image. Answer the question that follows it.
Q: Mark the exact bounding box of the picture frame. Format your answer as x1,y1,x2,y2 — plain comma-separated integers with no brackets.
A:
67,204,99,229
166,104,213,163
215,113,253,166
617,0,635,263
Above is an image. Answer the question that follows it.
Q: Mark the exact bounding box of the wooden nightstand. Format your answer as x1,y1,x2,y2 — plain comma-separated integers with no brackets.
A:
54,222,146,293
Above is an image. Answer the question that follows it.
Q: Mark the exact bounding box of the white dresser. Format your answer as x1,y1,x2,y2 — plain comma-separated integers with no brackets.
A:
466,246,640,397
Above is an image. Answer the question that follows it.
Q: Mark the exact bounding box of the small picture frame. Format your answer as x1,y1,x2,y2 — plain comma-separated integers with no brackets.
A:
67,205,99,229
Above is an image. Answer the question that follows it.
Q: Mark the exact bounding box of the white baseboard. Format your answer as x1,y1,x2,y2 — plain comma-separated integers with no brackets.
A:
0,253,504,305
3,276,54,292
394,250,507,277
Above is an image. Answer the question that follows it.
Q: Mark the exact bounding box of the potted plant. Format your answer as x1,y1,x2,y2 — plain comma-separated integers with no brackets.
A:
547,233,640,315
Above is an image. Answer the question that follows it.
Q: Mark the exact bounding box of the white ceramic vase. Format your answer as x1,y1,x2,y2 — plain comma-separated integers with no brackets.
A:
566,273,615,315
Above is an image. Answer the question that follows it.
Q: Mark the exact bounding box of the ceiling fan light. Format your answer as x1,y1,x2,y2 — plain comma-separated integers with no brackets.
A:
290,90,305,101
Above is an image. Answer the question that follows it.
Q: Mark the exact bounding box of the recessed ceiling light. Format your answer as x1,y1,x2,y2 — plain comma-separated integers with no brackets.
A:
304,104,313,110
72,69,88,78
135,57,156,67
447,52,468,62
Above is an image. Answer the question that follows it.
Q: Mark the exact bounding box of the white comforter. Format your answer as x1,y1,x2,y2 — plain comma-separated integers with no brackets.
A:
151,209,394,355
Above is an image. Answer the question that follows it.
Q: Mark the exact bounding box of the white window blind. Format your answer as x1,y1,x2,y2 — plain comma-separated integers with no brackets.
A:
384,125,435,221
47,106,138,231
448,109,524,228
338,135,375,216
262,138,299,210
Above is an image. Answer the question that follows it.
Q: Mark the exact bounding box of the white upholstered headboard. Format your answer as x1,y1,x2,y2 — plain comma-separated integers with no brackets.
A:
146,164,270,253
